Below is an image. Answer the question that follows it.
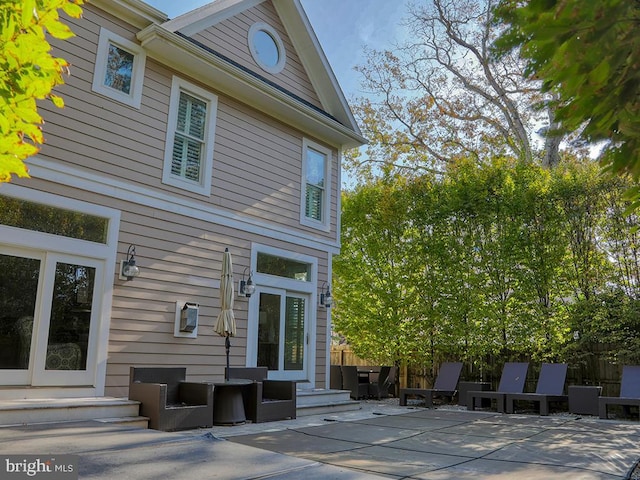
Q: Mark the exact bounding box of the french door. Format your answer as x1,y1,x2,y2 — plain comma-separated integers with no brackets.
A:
0,246,103,387
255,287,308,381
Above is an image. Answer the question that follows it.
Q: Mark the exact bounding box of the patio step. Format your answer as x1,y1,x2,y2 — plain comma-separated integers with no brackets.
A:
0,397,144,427
296,389,360,416
94,416,150,429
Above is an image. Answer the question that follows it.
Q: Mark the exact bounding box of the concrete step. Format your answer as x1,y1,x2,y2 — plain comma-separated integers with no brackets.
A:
295,389,360,416
0,397,142,427
297,400,361,417
94,416,150,429
296,389,352,407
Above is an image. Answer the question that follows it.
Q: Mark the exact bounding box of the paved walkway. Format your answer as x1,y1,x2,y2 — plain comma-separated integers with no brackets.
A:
0,402,639,479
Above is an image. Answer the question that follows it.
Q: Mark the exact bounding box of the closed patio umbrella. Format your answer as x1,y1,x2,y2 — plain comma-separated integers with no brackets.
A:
214,248,235,380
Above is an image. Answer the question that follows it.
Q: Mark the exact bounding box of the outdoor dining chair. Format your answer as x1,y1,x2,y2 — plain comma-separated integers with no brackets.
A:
399,362,463,407
599,365,640,420
341,365,369,399
368,365,394,399
505,363,568,415
330,364,343,390
467,362,529,413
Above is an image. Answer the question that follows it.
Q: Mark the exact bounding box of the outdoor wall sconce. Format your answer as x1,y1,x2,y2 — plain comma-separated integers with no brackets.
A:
119,244,141,281
180,302,199,332
320,282,333,308
238,267,255,297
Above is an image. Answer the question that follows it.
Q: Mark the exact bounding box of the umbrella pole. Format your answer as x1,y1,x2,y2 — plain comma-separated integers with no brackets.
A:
225,335,230,381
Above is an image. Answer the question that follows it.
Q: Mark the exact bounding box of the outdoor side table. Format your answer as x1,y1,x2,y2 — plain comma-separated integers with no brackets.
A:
458,381,491,407
568,385,602,416
213,379,252,425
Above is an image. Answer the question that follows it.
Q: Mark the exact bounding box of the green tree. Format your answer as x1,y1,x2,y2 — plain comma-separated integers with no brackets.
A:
0,0,83,182
333,177,428,367
334,158,634,370
494,0,640,208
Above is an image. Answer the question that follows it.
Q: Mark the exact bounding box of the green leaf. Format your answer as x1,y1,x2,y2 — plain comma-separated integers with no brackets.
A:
588,60,611,88
21,0,36,26
49,93,64,108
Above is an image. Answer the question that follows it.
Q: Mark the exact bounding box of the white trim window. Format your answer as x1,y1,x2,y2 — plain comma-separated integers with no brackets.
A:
92,28,146,108
248,22,286,74
300,139,331,230
162,77,218,196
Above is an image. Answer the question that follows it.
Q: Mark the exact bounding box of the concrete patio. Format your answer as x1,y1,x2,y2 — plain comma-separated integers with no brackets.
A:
0,401,638,479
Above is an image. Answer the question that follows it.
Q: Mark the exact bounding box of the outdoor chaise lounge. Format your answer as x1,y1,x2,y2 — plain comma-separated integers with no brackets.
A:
468,362,529,413
505,363,568,415
399,362,463,407
599,365,640,420
226,367,296,423
128,366,213,431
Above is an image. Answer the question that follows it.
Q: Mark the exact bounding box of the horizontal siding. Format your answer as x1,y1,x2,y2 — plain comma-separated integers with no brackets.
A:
43,8,169,190
16,176,330,395
191,0,322,109
45,4,339,241
20,3,339,394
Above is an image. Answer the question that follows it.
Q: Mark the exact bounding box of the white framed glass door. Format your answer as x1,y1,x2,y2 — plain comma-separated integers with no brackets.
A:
0,246,45,385
255,287,309,381
0,247,103,387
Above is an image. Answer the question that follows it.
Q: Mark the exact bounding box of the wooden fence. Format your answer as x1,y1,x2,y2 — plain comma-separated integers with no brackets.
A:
330,345,628,396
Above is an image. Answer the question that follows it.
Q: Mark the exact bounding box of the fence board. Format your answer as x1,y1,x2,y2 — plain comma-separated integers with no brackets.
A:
330,345,629,396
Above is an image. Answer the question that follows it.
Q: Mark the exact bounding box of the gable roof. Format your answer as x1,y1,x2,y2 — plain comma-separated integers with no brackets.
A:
138,0,365,148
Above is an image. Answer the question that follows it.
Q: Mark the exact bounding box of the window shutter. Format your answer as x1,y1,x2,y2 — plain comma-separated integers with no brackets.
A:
305,184,323,221
172,91,206,182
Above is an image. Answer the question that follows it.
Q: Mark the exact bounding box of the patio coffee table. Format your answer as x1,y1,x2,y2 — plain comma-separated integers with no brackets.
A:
458,381,491,407
568,385,602,416
213,379,252,425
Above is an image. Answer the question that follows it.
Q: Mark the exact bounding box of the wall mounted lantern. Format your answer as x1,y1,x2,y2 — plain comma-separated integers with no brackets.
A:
119,244,140,281
319,282,333,308
180,302,199,332
238,267,255,297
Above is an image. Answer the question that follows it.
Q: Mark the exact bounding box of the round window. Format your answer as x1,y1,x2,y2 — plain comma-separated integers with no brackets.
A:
248,23,286,74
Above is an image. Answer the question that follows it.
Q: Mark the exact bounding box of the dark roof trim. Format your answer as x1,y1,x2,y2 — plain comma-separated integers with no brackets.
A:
175,31,342,126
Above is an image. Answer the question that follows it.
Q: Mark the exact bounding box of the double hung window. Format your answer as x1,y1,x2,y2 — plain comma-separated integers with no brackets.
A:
162,77,218,195
301,139,331,230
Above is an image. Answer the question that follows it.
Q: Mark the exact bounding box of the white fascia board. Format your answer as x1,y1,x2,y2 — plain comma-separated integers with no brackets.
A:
90,0,168,29
162,0,264,35
275,0,363,138
137,24,366,148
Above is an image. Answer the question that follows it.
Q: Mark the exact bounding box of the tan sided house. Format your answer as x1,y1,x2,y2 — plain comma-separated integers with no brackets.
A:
0,0,364,409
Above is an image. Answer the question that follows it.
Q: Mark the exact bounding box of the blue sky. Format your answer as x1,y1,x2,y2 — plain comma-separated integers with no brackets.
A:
144,0,411,100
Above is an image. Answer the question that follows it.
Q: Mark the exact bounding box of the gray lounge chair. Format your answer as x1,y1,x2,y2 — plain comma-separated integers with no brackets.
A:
399,362,463,407
468,362,529,413
599,365,640,420
505,363,568,415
